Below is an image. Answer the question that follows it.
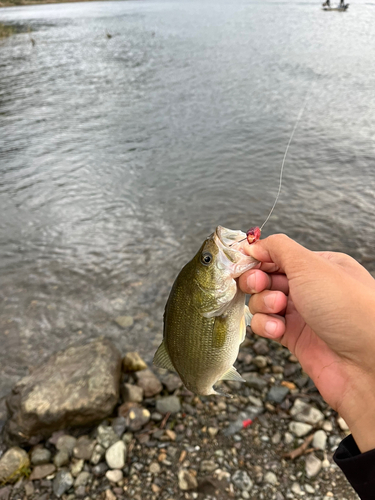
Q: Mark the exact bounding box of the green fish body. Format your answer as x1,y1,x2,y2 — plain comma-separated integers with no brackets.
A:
153,226,257,396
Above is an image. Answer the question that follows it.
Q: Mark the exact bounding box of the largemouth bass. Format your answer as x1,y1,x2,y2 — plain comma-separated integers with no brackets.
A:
153,226,258,396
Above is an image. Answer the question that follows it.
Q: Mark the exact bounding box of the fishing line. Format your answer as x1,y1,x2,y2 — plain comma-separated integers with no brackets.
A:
231,86,314,247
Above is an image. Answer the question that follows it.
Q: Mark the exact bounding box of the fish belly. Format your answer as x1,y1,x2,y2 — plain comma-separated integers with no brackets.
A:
165,287,246,395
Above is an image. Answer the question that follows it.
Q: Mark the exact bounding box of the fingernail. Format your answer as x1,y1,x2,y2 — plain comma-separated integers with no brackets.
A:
264,292,278,310
246,273,256,293
264,320,278,337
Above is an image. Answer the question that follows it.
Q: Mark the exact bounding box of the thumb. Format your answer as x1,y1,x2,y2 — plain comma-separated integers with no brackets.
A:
246,234,314,277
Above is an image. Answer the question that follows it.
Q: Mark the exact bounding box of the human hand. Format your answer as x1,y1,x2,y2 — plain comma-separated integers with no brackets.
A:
239,234,375,453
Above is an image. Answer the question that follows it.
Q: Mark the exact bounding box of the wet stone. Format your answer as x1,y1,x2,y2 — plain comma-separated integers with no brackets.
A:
105,440,126,469
122,351,147,372
290,399,324,425
74,471,91,487
156,396,181,414
134,369,163,397
56,435,77,455
253,356,268,369
312,430,327,450
92,462,108,477
54,450,70,468
97,425,119,449
253,339,269,355
305,454,322,478
289,421,313,437
29,464,56,481
267,385,289,404
161,373,182,393
53,470,74,498
242,373,268,391
0,447,30,485
283,363,301,378
232,470,253,491
106,469,123,483
264,471,278,485
111,416,127,437
121,383,144,403
73,436,95,461
178,469,198,491
115,316,134,329
30,447,51,466
126,407,151,431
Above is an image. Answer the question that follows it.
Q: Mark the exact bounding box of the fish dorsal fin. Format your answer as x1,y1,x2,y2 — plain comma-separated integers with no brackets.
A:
219,366,245,382
153,341,176,373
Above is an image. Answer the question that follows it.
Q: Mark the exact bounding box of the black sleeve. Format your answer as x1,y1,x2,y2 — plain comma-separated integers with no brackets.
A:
333,434,375,500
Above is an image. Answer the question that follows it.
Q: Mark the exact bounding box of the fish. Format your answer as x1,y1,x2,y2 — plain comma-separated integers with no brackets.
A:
153,226,258,396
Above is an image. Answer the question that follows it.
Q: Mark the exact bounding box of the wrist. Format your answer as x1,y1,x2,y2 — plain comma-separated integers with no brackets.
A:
338,376,375,453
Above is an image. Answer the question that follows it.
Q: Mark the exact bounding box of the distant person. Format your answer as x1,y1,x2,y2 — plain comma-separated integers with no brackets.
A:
340,0,345,6
323,0,330,6
240,234,375,500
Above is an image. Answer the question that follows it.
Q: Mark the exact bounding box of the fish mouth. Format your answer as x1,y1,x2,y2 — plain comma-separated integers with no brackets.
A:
214,226,258,278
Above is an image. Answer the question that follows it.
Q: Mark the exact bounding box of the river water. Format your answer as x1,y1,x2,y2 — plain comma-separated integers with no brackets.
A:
0,0,374,398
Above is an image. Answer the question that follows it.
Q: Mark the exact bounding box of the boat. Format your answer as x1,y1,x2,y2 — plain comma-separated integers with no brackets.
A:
322,3,349,10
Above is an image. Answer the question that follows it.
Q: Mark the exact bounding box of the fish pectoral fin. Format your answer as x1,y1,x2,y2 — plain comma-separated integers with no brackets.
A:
219,366,245,383
239,305,253,343
244,305,253,326
153,341,176,373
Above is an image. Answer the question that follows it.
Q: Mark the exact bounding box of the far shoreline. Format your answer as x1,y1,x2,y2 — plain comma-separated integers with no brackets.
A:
0,0,126,8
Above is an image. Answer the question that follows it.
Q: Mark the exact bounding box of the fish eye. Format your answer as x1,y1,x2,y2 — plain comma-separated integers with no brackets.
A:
201,252,213,266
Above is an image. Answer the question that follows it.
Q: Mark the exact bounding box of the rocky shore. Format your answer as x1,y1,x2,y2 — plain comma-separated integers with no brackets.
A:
0,334,358,500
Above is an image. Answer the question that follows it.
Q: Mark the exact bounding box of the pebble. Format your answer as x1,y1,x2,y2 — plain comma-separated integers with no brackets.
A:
162,373,182,392
105,440,126,469
122,351,147,372
56,435,77,455
291,482,304,495
0,447,30,485
54,450,70,468
200,460,217,473
312,430,327,450
253,355,268,368
156,396,181,414
73,436,95,461
115,316,134,329
305,484,315,494
106,469,123,483
264,471,278,485
121,383,144,403
305,453,322,478
53,470,74,498
74,471,91,487
289,421,313,437
232,470,253,491
242,373,268,391
337,416,349,431
284,432,294,445
178,469,198,490
134,369,163,397
29,464,56,481
322,420,333,432
70,459,84,477
30,447,51,466
149,462,161,474
290,399,324,425
126,407,151,431
96,425,120,449
90,444,105,465
253,339,269,355
267,385,289,404
208,427,219,437
271,432,281,445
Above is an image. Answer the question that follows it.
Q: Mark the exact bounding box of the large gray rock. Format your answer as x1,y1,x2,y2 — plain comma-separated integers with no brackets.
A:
4,339,122,445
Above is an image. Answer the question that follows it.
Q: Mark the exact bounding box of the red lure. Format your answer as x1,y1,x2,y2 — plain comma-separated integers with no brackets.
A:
246,227,261,245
